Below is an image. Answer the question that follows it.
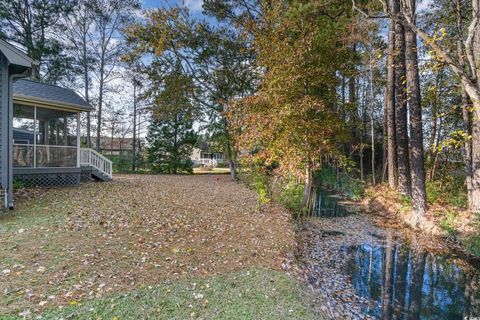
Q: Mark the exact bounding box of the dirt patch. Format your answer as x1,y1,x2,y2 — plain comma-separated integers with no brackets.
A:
0,175,295,316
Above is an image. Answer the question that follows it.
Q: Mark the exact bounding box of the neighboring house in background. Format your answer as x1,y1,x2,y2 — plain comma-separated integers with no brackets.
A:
0,39,112,209
93,136,145,156
191,140,226,167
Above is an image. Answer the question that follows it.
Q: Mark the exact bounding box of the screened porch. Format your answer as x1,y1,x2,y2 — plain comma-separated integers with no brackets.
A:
12,104,80,169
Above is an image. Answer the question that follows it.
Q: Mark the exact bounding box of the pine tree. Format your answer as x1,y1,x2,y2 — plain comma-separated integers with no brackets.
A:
146,66,198,174
147,114,197,174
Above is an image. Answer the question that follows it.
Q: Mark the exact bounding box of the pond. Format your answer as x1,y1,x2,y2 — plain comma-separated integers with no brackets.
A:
310,189,351,217
303,189,480,320
342,237,480,319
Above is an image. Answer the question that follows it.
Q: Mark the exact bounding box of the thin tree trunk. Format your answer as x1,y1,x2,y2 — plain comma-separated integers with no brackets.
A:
83,23,91,149
386,0,398,189
394,0,411,196
301,160,313,210
225,132,237,180
96,70,104,151
132,77,137,172
382,93,388,183
429,118,443,182
110,121,114,156
371,114,376,185
404,0,427,222
427,74,439,164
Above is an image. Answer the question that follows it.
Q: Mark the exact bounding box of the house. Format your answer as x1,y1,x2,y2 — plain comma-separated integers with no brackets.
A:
1,39,112,209
93,136,145,156
191,140,226,167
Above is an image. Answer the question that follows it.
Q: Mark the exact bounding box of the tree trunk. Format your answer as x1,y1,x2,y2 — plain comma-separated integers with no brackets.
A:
470,104,480,213
427,75,438,164
83,27,91,149
132,77,137,172
394,1,411,196
386,0,398,189
455,0,474,209
371,114,376,185
463,82,480,212
404,0,427,222
225,134,237,180
462,93,473,209
301,161,313,210
110,122,114,156
429,117,442,182
96,72,104,151
395,0,480,211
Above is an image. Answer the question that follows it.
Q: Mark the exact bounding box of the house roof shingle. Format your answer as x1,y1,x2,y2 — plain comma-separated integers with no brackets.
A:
13,79,92,112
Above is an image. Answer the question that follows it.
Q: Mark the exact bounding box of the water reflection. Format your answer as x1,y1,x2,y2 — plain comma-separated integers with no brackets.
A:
310,189,350,217
343,235,480,319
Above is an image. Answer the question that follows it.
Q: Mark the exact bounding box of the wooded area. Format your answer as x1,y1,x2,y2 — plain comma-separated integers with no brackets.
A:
2,0,480,223
2,0,480,318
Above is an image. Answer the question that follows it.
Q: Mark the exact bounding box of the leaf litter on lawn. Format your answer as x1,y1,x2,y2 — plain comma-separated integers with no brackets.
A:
0,174,295,316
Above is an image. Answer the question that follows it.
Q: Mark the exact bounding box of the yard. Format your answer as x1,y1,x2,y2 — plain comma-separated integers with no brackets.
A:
0,175,316,319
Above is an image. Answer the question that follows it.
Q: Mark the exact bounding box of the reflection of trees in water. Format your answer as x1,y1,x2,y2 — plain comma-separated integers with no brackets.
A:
346,235,480,319
407,245,426,319
381,232,394,319
393,242,409,319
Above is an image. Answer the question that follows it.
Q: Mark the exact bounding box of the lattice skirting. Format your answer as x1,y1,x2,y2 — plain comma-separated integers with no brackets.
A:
14,172,81,187
81,166,93,182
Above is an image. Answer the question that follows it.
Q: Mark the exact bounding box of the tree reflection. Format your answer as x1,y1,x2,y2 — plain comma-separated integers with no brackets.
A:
346,235,479,319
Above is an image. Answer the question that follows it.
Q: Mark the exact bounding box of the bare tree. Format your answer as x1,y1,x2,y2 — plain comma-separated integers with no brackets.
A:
63,0,95,147
90,0,140,151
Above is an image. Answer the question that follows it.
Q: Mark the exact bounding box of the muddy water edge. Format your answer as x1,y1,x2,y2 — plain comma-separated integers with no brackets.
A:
297,190,480,320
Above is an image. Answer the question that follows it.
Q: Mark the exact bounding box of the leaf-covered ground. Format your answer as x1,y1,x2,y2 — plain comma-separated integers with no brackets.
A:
0,175,296,317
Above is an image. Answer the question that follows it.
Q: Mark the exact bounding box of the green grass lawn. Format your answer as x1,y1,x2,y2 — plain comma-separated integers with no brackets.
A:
3,269,319,320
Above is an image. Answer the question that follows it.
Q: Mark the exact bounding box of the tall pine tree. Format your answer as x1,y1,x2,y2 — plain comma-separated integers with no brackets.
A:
146,65,198,174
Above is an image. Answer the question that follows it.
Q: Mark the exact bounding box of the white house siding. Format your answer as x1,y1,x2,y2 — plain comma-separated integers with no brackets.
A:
191,148,202,161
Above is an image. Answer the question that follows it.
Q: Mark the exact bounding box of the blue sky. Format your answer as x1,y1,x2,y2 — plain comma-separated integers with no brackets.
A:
142,0,204,12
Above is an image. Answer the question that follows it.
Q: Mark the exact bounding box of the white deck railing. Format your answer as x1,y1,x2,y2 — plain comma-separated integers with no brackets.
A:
196,158,219,167
80,148,113,179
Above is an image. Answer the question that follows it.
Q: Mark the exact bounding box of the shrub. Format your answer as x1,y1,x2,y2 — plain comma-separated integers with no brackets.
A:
277,180,304,214
240,166,271,206
439,210,459,236
13,178,27,189
464,235,480,257
426,179,467,209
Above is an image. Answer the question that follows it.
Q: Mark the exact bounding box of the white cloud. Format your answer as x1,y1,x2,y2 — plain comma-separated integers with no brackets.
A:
184,0,203,12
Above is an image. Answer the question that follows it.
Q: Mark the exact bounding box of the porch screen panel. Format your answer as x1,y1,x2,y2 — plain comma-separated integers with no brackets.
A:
35,107,77,167
12,104,35,167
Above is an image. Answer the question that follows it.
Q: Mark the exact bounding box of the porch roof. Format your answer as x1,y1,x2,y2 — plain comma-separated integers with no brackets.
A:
13,79,92,112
